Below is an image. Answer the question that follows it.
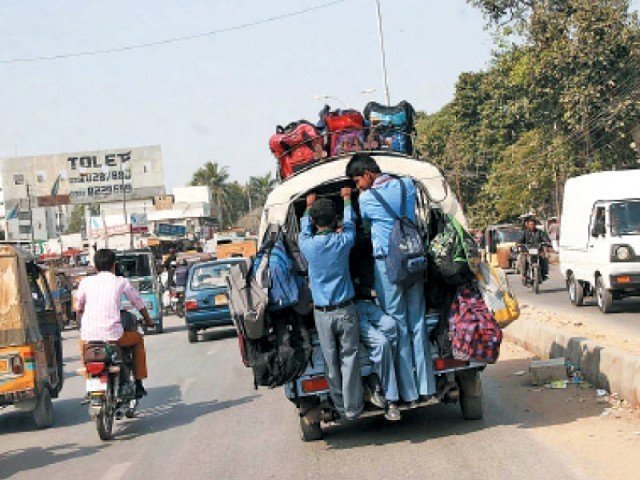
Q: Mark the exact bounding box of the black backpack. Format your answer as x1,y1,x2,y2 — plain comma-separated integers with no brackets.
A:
240,309,312,389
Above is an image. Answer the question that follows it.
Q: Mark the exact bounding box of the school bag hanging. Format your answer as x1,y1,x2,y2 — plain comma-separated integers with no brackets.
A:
475,262,520,328
227,258,269,340
369,177,427,286
448,284,503,363
428,211,478,286
323,109,366,156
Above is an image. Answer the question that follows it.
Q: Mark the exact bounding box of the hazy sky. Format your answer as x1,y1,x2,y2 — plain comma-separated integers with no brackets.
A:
1,1,634,190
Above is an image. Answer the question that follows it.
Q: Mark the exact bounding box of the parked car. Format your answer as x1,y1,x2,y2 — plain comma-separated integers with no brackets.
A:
184,258,246,343
560,170,640,313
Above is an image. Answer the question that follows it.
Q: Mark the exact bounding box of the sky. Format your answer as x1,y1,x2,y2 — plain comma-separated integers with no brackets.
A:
1,0,631,191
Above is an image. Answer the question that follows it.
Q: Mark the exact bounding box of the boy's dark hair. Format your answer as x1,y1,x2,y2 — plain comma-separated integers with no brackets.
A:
94,249,116,272
309,198,337,228
346,152,381,178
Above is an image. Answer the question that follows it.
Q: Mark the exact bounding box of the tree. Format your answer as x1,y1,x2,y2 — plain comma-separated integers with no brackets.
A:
189,161,230,228
247,172,277,209
65,205,85,234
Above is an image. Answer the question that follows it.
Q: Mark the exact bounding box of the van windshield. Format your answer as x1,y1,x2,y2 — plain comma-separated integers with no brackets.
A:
610,201,640,236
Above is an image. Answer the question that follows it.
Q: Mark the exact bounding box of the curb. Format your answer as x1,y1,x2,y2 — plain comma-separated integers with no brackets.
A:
504,316,640,407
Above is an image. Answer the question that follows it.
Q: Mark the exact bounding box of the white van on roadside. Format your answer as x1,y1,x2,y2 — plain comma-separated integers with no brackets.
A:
559,170,640,313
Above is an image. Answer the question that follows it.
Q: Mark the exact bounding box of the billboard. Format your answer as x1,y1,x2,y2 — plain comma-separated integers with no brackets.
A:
156,223,187,237
1,145,165,206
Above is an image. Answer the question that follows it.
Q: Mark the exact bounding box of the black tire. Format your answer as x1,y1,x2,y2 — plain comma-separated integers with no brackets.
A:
299,415,323,442
458,371,484,420
596,276,614,313
96,406,114,441
155,317,164,334
32,387,53,429
460,394,484,420
532,265,540,294
187,328,198,343
568,273,584,306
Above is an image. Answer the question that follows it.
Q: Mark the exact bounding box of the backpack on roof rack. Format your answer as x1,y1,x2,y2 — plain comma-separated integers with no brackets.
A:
269,121,326,179
364,101,415,154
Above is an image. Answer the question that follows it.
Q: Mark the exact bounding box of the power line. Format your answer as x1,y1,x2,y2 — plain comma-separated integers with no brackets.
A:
0,0,346,65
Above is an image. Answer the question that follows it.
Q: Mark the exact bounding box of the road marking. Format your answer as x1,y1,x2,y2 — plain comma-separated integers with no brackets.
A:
101,462,132,480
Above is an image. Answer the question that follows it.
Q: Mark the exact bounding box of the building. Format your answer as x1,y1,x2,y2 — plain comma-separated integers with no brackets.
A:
0,145,165,248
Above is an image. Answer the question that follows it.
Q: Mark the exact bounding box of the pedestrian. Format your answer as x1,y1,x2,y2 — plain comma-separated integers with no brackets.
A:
547,218,560,252
346,152,435,404
355,290,401,421
298,188,364,420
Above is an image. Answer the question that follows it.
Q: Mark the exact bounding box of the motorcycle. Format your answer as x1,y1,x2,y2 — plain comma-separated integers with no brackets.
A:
171,286,185,318
520,245,548,294
83,314,141,440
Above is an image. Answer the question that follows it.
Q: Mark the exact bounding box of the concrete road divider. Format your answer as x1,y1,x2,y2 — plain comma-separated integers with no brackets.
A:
505,316,640,407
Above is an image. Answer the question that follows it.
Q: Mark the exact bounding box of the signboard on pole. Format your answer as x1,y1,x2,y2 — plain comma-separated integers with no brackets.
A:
156,223,186,237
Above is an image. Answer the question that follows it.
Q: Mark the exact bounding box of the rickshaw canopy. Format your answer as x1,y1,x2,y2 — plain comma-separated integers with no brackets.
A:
0,245,41,347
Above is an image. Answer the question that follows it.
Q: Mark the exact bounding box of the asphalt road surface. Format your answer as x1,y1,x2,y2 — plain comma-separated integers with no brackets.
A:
1,316,638,480
508,264,640,342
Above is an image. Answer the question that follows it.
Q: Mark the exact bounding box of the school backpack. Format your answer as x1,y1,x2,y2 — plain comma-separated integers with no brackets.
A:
428,211,478,286
448,285,502,363
237,310,312,389
369,177,427,286
269,121,326,179
252,232,301,311
363,101,415,154
227,258,270,340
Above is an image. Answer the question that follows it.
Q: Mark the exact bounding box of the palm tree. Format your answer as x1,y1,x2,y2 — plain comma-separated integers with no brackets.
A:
247,172,277,209
190,161,230,228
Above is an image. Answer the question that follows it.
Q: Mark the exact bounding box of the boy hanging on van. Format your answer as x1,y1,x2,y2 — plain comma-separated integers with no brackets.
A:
298,188,364,420
346,152,434,405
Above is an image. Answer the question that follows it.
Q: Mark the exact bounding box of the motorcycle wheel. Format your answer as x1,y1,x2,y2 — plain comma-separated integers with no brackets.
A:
532,265,540,294
96,406,114,440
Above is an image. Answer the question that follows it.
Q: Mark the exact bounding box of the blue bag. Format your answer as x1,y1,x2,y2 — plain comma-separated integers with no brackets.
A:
369,178,427,286
253,236,301,311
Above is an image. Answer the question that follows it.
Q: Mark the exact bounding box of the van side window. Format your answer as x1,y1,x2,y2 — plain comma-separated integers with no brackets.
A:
590,206,606,237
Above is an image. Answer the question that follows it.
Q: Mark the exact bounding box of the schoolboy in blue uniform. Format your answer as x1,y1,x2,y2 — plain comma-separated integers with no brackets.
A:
346,153,435,404
298,188,363,420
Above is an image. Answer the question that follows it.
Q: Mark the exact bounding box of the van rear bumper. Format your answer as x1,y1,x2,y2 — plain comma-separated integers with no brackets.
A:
610,273,640,290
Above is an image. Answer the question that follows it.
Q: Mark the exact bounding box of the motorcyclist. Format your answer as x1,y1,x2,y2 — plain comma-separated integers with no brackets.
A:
77,249,155,397
174,259,190,289
516,216,551,284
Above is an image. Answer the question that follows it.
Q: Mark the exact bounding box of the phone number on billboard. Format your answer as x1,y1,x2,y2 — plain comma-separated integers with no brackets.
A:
70,183,133,198
69,170,132,184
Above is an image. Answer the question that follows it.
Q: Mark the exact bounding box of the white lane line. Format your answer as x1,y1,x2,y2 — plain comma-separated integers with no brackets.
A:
101,462,132,480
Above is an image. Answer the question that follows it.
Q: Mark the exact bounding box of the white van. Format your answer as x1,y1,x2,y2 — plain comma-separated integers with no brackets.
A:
559,170,640,313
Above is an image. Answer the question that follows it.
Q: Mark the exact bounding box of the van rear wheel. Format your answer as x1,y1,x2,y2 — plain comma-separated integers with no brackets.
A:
596,276,614,313
457,371,484,420
568,273,584,306
187,328,198,343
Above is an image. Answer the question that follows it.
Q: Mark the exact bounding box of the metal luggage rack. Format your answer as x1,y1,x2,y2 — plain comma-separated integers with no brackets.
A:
274,127,420,181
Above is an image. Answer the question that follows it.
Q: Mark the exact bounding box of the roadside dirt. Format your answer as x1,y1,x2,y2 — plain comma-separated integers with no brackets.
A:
518,303,640,355
495,342,640,480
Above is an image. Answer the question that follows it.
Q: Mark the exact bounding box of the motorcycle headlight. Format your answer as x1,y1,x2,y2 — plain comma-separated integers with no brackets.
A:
611,244,635,262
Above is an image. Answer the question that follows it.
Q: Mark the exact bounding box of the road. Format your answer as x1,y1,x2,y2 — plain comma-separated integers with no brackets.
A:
508,264,640,343
1,316,639,480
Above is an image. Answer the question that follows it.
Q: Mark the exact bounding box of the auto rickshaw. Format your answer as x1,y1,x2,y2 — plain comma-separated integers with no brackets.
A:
484,224,521,271
0,246,64,428
116,249,164,333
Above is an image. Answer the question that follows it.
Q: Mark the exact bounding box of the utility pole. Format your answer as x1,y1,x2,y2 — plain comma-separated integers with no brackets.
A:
374,0,391,105
26,183,35,254
121,159,133,249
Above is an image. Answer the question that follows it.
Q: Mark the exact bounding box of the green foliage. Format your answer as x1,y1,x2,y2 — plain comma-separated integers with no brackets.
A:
189,161,274,229
418,0,640,227
65,205,85,234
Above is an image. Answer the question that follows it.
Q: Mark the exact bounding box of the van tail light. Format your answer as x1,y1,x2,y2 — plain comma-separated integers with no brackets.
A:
85,362,106,376
301,377,329,393
10,355,24,375
185,299,199,311
434,358,469,371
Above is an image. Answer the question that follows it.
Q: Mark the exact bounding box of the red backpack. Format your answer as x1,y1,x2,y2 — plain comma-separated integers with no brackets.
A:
448,285,502,363
269,121,326,179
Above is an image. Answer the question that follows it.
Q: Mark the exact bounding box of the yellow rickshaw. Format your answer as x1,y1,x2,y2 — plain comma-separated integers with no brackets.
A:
0,246,64,428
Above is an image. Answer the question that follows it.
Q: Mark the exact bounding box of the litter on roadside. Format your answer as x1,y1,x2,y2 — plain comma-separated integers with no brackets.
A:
514,370,526,376
596,389,609,397
549,380,568,389
601,408,612,417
